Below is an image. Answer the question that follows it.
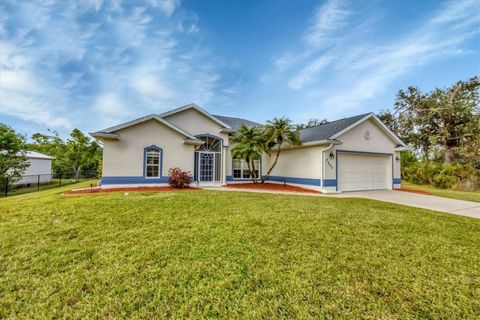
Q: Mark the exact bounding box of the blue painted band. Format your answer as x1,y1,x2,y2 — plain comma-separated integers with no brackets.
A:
393,178,401,184
102,176,169,184
266,176,320,186
227,176,259,182
323,179,337,187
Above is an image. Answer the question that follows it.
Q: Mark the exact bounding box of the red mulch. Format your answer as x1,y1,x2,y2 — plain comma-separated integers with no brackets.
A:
225,182,321,194
397,188,431,195
64,186,197,195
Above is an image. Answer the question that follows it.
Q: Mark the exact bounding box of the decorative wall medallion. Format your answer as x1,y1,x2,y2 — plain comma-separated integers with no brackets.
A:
364,130,371,140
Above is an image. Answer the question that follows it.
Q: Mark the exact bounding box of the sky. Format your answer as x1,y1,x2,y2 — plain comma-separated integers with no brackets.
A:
0,0,479,138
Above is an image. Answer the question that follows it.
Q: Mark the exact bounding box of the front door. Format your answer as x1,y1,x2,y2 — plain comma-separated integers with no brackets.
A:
199,152,215,184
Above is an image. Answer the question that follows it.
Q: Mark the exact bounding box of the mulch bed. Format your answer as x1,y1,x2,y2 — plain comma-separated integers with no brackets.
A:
225,182,321,194
64,186,198,195
397,188,431,195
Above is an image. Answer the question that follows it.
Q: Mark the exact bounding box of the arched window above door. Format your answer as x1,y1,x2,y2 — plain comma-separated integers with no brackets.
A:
195,135,222,152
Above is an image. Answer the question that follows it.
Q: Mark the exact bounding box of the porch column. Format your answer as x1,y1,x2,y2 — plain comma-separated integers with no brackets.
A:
222,146,227,185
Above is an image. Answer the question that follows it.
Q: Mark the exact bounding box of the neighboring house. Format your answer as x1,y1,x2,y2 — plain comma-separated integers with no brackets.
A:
91,103,406,193
15,151,54,186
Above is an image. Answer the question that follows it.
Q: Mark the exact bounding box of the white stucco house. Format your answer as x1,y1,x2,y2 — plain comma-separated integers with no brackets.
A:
15,151,54,186
91,104,406,193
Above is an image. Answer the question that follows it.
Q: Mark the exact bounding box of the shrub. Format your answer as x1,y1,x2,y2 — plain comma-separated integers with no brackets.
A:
168,168,192,188
402,162,480,191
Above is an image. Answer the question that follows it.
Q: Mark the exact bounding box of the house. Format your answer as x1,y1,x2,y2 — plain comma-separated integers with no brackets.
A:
90,103,406,193
15,151,54,186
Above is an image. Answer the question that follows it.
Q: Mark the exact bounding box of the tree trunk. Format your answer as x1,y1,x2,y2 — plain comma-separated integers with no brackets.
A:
444,145,454,163
261,148,281,183
251,159,258,183
423,145,430,162
245,158,255,183
74,167,81,181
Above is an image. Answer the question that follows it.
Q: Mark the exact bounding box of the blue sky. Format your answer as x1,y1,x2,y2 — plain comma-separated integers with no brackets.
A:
0,0,479,137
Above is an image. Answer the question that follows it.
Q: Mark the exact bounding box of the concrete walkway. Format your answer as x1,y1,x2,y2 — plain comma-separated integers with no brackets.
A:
203,187,480,219
333,190,480,219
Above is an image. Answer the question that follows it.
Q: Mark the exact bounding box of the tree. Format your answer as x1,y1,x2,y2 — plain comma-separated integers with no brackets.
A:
377,110,400,135
262,117,301,183
432,77,480,163
29,128,102,179
231,125,264,183
60,129,101,180
296,118,329,130
0,123,29,184
393,77,480,164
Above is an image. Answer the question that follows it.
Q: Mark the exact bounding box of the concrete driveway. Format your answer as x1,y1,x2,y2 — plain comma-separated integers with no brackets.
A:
334,190,480,219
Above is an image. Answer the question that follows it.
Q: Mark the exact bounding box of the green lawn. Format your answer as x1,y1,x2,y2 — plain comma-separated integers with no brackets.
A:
1,178,96,198
1,184,479,319
402,181,480,203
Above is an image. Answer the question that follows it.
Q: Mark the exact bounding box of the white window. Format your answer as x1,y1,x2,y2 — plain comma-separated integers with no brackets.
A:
145,148,160,178
233,159,260,179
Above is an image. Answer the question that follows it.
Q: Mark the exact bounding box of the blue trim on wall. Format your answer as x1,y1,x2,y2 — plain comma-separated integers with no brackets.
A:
102,176,169,184
267,176,320,186
323,179,337,187
393,178,401,184
143,145,163,178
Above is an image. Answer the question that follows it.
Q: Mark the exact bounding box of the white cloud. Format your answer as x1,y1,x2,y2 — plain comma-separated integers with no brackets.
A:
303,0,351,48
148,0,180,17
0,0,222,134
288,55,333,89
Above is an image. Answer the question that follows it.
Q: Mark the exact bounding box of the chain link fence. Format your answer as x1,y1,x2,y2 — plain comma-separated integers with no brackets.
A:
1,170,98,197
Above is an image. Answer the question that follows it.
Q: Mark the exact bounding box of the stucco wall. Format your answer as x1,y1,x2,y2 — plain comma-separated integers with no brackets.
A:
163,108,230,145
102,119,195,177
263,146,323,182
323,118,401,190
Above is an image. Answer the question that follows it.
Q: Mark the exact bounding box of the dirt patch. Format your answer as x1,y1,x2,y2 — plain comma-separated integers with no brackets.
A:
64,186,198,195
397,188,431,195
225,182,321,194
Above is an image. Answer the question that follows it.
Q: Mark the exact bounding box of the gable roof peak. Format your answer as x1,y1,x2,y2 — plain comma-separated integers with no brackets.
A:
158,103,233,129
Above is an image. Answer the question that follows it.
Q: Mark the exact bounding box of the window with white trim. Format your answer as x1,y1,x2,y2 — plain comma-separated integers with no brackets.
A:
233,159,260,179
145,148,160,178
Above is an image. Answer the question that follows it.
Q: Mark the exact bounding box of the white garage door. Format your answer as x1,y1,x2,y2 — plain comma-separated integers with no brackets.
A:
338,153,391,192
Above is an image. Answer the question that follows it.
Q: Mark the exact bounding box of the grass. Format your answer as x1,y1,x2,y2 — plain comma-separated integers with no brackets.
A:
402,181,480,203
1,184,479,319
1,178,96,198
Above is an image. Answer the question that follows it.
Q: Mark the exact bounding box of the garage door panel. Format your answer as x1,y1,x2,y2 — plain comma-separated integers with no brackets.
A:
338,153,391,192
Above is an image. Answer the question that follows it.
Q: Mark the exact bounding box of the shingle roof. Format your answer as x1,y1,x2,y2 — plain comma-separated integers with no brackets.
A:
299,113,371,143
212,115,262,131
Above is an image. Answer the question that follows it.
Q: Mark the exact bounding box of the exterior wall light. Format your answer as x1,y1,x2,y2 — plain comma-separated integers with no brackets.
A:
395,156,400,161
329,152,335,159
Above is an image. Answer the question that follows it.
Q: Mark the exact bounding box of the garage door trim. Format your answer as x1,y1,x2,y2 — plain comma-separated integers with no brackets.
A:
336,150,394,192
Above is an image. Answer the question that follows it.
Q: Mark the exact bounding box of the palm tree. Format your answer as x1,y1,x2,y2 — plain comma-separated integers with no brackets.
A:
262,117,301,183
231,125,264,183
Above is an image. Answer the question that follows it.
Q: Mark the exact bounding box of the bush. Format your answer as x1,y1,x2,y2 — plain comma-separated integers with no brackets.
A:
168,168,192,188
402,162,480,191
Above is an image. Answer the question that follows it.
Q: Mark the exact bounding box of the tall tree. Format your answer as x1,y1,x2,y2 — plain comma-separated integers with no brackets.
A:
432,77,480,163
29,128,102,179
231,125,264,183
394,86,438,161
0,123,29,183
393,77,479,164
262,117,301,183
60,129,101,180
